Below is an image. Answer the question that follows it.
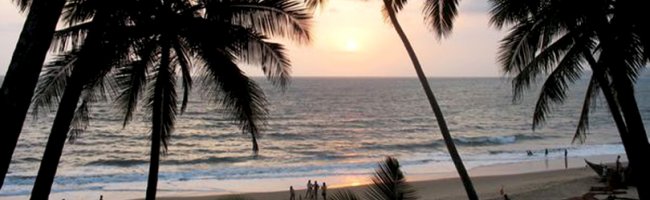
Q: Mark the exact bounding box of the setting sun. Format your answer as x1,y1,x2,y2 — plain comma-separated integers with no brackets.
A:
344,39,359,52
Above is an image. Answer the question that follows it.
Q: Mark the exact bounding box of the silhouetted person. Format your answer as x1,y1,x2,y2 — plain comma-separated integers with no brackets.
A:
616,155,621,171
99,195,103,200
564,149,569,169
321,182,327,200
313,181,319,200
290,186,296,200
545,148,548,156
500,186,510,200
526,150,533,156
306,180,312,198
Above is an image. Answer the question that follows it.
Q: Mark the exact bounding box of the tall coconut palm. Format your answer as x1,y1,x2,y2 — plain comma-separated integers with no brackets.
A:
0,0,67,189
302,0,477,198
29,0,310,198
30,0,138,197
488,0,650,198
380,0,478,199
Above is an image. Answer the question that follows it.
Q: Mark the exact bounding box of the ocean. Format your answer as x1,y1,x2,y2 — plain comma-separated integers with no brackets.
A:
1,77,648,198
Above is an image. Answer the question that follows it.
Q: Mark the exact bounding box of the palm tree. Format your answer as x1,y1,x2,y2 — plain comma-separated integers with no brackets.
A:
380,0,478,199
488,0,650,198
330,156,417,200
0,0,67,189
302,0,478,198
30,1,138,198
28,0,310,198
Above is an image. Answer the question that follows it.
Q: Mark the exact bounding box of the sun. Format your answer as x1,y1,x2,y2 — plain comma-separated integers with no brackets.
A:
344,39,359,52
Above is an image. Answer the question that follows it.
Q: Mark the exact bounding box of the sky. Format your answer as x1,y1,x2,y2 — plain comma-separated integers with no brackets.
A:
0,0,506,77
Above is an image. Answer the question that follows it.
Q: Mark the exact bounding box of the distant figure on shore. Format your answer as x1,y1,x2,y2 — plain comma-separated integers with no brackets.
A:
500,185,510,200
100,195,103,200
526,150,533,156
544,148,548,156
290,186,296,200
616,155,621,171
564,149,569,169
321,182,327,200
313,181,320,200
306,180,312,197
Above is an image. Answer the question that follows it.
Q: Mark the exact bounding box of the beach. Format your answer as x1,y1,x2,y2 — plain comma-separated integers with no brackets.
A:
2,78,645,199
150,154,636,200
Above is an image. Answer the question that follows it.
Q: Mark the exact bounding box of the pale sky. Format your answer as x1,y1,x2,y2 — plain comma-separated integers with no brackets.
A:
0,0,505,77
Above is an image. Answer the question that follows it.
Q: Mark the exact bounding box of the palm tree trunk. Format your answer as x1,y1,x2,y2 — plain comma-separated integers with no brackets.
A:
584,52,650,199
610,79,650,199
0,0,67,189
30,74,84,199
582,52,628,141
382,1,477,199
590,17,650,200
145,114,162,200
146,45,171,200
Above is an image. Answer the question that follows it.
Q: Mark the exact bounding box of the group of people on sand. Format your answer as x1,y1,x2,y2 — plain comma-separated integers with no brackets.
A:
290,180,327,200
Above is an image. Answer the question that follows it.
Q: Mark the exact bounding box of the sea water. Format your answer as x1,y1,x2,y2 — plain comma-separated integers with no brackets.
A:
1,77,648,198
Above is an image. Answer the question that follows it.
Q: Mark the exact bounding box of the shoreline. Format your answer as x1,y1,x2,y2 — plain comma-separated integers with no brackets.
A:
0,153,629,200
152,154,631,200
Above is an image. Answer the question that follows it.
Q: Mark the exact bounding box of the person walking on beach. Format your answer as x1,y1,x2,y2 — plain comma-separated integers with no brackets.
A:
564,149,569,169
313,181,320,200
321,182,327,200
290,186,296,200
545,148,548,157
306,180,312,198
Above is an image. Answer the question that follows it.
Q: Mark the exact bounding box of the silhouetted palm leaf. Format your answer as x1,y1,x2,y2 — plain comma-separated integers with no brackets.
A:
200,51,268,153
11,0,32,12
573,75,600,143
203,0,312,43
531,42,585,130
366,157,417,200
236,32,292,88
330,190,362,200
422,0,458,38
32,51,78,118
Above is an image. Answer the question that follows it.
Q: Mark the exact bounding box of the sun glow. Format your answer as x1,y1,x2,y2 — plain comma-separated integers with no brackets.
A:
344,39,359,52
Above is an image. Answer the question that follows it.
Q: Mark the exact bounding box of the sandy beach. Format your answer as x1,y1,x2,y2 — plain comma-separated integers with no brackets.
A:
152,155,637,200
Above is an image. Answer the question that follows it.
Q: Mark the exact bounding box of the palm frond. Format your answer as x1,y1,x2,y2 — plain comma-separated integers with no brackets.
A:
422,0,458,38
573,75,600,144
115,45,154,127
330,190,362,200
12,0,32,12
172,39,193,114
531,43,585,130
302,0,325,12
498,19,543,77
51,22,92,53
200,51,268,153
32,50,79,118
61,0,97,26
204,0,312,44
235,32,291,88
365,156,417,200
510,32,577,101
488,0,543,29
68,98,91,142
